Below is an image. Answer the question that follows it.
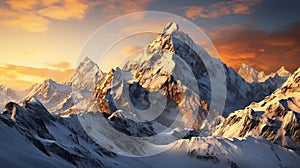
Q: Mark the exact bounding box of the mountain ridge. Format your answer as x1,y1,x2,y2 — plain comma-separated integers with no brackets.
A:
238,63,291,83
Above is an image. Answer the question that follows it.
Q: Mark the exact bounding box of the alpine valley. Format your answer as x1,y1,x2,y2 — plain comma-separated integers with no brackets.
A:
1,23,300,168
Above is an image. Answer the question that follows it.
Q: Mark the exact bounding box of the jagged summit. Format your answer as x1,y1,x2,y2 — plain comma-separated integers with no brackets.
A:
162,22,179,35
69,56,104,91
238,63,259,83
277,66,291,77
44,78,56,85
82,56,96,65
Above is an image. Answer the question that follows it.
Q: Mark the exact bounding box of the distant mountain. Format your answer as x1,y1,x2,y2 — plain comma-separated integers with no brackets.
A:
24,79,72,114
24,57,105,114
0,85,19,111
238,63,290,83
213,67,300,152
68,57,105,91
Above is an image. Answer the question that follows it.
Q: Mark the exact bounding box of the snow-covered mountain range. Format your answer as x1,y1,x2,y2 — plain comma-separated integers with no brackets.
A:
0,22,299,167
24,79,72,114
238,63,291,83
23,57,105,115
213,67,300,152
1,97,299,167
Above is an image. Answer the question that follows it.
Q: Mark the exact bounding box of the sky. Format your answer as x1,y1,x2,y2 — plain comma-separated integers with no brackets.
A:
0,0,300,91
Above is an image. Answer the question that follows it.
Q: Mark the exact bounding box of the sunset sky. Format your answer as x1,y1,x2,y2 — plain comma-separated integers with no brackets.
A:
0,0,300,91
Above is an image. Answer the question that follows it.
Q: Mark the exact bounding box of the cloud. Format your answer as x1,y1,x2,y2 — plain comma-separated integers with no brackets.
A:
211,22,300,73
42,0,61,6
121,45,144,55
185,0,261,19
0,0,152,32
0,64,74,90
44,61,71,69
6,0,39,10
91,0,152,18
0,0,88,32
0,8,49,32
38,0,88,20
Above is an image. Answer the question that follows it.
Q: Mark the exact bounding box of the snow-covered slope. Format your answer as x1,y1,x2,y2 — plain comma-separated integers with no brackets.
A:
169,136,300,168
213,67,300,152
1,98,300,167
0,97,117,167
238,63,290,83
24,79,72,114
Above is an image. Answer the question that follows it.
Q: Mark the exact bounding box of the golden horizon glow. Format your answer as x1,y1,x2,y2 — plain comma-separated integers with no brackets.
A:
0,0,299,91
0,64,73,91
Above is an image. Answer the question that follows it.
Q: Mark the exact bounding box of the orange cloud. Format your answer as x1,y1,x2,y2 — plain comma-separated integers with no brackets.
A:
121,45,144,56
92,0,152,18
0,9,49,32
42,0,61,6
38,0,88,20
0,64,74,90
44,61,71,69
211,22,300,73
185,0,261,19
6,0,39,10
0,0,88,32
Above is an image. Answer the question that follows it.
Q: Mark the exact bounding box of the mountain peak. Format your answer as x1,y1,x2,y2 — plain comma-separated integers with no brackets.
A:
0,84,9,93
0,84,19,102
162,22,179,35
83,56,94,63
240,63,256,71
69,56,104,91
279,66,286,70
44,79,55,84
276,66,291,77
